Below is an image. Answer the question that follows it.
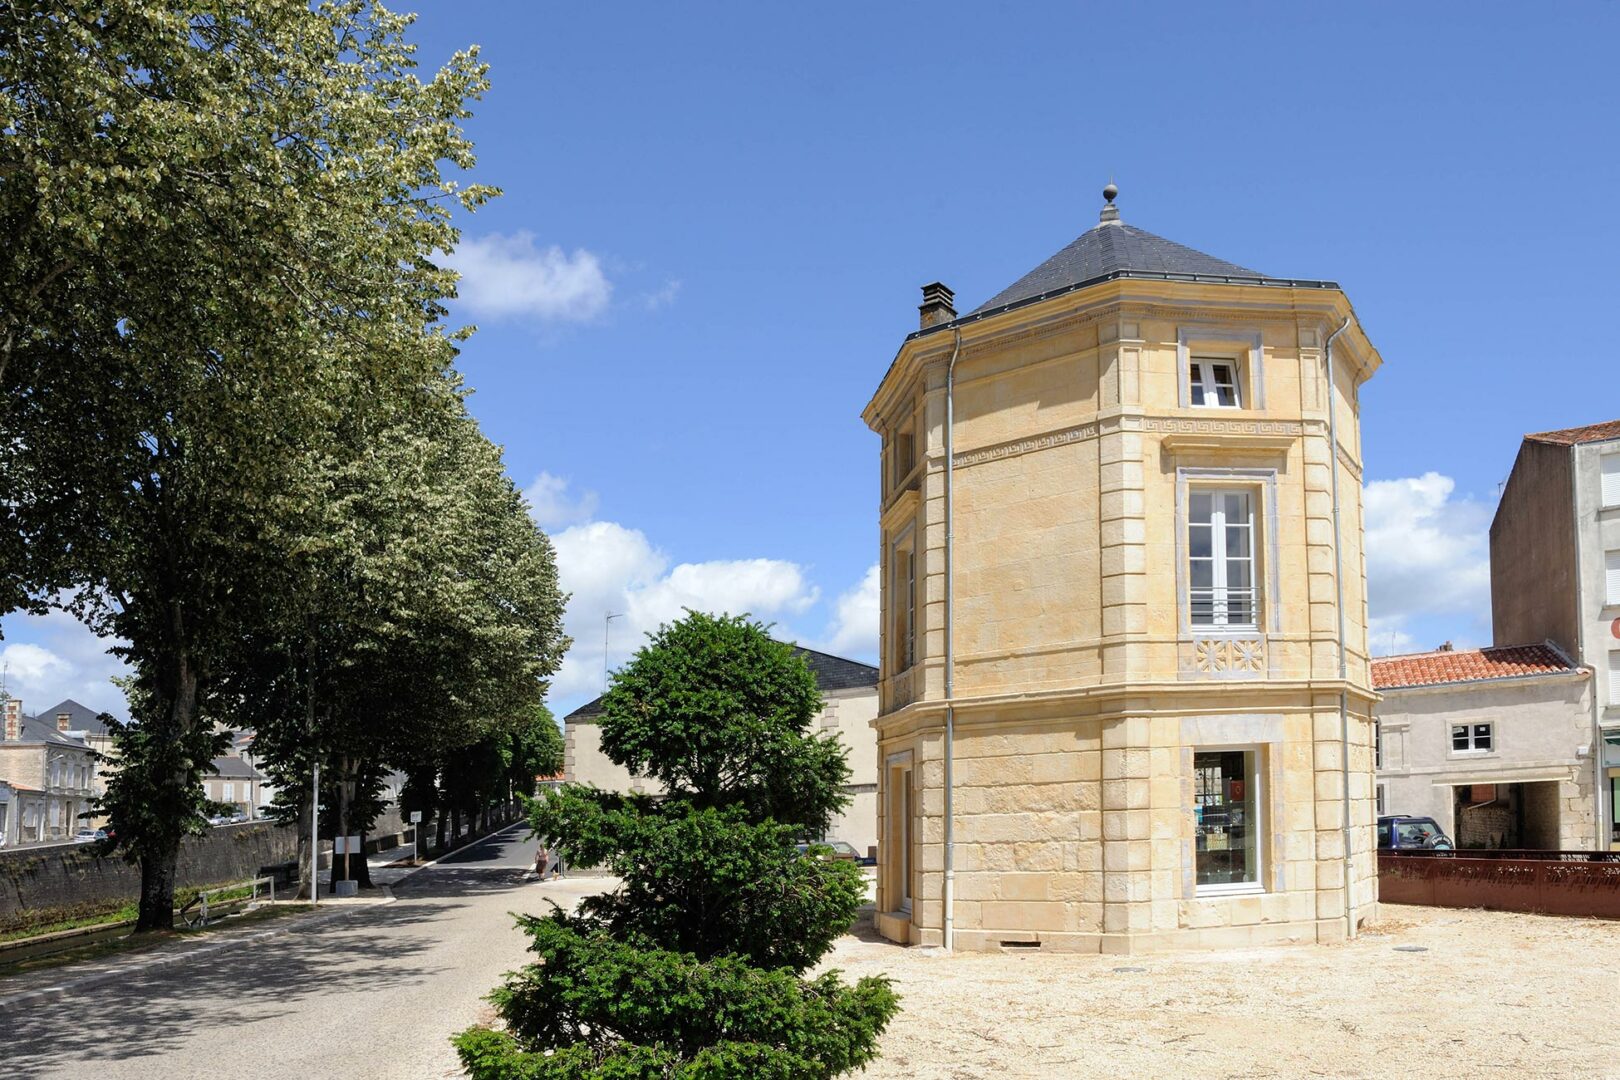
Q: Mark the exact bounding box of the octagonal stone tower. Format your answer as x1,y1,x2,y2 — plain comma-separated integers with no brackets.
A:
862,187,1382,952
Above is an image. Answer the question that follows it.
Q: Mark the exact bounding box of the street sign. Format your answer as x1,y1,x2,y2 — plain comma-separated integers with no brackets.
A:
409,811,423,823
332,834,362,854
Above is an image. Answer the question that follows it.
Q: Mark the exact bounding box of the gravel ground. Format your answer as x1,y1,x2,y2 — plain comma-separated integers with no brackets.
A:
824,905,1620,1079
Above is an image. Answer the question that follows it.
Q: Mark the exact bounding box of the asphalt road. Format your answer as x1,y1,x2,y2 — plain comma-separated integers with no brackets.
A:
0,823,605,1079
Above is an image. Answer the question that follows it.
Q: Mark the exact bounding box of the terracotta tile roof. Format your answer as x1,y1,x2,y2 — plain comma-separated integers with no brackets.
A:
1524,419,1620,446
1372,643,1579,690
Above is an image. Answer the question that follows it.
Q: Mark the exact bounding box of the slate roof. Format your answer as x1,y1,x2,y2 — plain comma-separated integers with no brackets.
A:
209,756,263,780
1372,643,1580,690
36,698,116,737
7,713,93,750
1524,419,1620,446
564,643,878,723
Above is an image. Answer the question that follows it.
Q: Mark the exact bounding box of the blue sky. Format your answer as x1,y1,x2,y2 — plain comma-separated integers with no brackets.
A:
5,2,1618,720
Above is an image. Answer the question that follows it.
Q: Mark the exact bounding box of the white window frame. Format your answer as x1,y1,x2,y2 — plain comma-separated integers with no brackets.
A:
1188,488,1259,631
1189,357,1241,409
1376,783,1387,816
1609,651,1620,708
1602,454,1620,509
1605,550,1620,607
1193,746,1265,898
1450,722,1494,755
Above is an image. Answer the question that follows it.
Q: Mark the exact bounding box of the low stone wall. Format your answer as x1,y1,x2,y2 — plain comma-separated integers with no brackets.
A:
0,821,300,929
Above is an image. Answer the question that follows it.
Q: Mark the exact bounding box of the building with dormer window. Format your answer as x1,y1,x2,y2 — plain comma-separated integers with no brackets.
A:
861,186,1382,952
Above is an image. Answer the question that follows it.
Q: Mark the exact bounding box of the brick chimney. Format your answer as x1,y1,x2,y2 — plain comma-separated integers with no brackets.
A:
918,281,956,329
3,699,21,741
56,711,72,732
1436,641,1454,652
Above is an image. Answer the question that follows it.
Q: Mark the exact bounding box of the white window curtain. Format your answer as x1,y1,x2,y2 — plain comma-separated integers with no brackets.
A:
1606,551,1620,606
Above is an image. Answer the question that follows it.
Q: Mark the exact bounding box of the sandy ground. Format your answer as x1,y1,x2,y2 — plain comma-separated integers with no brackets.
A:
823,905,1620,1079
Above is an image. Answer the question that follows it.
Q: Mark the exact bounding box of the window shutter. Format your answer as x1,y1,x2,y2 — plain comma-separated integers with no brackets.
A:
1603,455,1620,508
1611,651,1620,707
1608,551,1620,606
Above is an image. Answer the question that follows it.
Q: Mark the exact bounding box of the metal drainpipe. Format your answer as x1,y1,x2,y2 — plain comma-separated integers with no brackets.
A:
1324,316,1356,940
943,328,962,952
1568,448,1605,848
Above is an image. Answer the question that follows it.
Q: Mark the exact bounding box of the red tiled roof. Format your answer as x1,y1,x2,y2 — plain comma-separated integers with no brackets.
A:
1524,419,1620,446
1372,643,1579,690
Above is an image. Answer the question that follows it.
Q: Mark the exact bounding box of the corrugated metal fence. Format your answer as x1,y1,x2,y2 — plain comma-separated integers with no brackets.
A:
1379,850,1620,919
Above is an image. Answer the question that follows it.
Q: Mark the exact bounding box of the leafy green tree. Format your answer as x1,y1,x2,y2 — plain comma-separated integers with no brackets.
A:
456,613,899,1079
3,1,494,929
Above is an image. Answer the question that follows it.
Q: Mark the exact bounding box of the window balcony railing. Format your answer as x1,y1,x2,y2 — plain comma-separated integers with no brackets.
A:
1189,586,1259,630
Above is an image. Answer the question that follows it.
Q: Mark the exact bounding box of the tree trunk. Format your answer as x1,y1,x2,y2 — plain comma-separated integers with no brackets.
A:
136,845,179,931
451,806,461,846
295,797,314,901
435,806,447,854
135,641,199,933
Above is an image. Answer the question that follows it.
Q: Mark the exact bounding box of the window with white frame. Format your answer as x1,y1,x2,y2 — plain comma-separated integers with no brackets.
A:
1610,651,1620,707
1189,357,1241,408
891,540,917,671
1451,723,1493,753
1189,489,1257,628
1376,784,1387,815
1194,750,1260,891
1606,550,1620,607
1375,723,1383,770
1602,455,1620,508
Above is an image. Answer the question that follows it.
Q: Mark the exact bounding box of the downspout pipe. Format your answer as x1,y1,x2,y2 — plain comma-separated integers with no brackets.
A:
1324,316,1356,941
943,328,962,952
1568,448,1605,848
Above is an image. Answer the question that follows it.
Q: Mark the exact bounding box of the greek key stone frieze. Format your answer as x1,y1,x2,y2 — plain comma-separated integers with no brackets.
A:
952,424,1098,468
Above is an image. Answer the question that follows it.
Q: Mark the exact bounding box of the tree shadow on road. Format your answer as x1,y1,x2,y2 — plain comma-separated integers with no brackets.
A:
3,895,465,1071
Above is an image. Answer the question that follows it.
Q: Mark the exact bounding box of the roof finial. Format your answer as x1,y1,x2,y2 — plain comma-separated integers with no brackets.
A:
1099,180,1120,225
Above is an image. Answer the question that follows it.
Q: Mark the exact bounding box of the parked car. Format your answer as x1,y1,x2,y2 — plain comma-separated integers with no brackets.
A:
71,827,97,844
1377,815,1454,851
795,840,860,863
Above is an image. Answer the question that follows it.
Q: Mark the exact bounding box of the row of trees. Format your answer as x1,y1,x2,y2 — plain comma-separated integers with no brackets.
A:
2,2,566,927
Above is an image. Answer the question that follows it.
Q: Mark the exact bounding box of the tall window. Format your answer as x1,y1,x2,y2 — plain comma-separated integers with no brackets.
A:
1374,723,1383,770
892,426,915,491
1602,455,1620,508
1606,551,1620,607
1189,489,1256,628
1610,651,1620,707
1194,750,1260,891
1189,358,1240,408
892,542,916,671
905,552,916,667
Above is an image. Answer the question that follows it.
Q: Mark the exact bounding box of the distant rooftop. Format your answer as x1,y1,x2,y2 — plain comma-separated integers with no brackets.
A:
1524,418,1620,446
565,643,878,722
1372,642,1580,690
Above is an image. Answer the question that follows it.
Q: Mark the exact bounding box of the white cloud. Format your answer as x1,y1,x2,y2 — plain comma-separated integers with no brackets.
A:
820,564,879,660
1364,472,1492,652
547,519,823,715
0,607,130,718
523,471,600,531
641,279,682,311
450,231,611,322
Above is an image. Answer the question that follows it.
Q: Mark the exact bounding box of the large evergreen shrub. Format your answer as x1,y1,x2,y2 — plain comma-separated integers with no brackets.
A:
456,612,898,1078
